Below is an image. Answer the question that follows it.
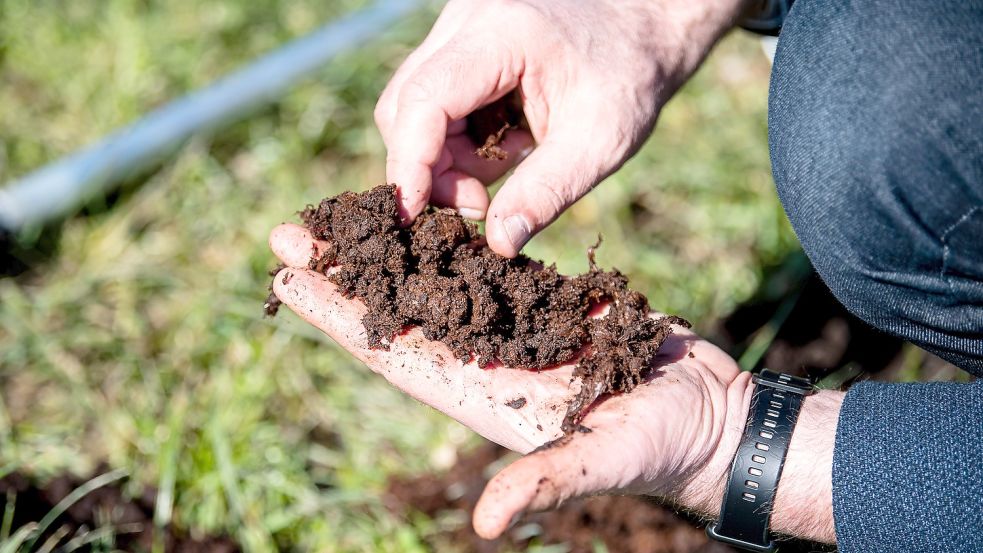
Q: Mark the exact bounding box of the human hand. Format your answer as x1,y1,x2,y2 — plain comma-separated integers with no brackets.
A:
267,222,825,540
376,0,751,257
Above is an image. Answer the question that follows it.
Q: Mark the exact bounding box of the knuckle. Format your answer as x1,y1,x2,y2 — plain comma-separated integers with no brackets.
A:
398,76,434,107
531,180,572,225
373,96,392,130
499,0,548,25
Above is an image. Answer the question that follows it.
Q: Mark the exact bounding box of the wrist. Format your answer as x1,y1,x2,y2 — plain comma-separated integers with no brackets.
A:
771,387,843,543
652,0,758,98
698,376,844,544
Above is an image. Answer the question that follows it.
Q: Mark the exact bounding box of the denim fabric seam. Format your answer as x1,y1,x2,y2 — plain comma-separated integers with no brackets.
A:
941,204,983,294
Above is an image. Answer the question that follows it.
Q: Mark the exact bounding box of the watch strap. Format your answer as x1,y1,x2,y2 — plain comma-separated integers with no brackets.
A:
707,370,814,552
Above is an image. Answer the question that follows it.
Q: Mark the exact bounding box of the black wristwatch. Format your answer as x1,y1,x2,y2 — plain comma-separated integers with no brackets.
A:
739,0,795,36
706,370,815,552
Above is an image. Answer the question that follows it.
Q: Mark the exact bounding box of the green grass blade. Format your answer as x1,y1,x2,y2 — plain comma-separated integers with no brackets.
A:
153,400,185,529
61,522,142,552
34,525,69,553
24,468,128,551
737,287,802,371
1,490,15,542
0,523,37,553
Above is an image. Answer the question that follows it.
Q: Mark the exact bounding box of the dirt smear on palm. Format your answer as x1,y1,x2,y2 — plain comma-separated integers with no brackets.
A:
266,185,688,432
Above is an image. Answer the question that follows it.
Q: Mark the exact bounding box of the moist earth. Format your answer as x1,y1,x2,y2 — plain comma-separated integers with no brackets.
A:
467,91,526,160
266,184,688,432
385,442,834,553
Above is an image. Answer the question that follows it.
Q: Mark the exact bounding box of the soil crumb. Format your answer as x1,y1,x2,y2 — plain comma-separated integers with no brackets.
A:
505,397,527,409
270,184,689,433
467,91,525,160
263,263,286,316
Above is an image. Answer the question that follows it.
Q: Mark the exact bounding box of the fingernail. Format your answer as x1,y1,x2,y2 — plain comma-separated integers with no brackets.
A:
502,214,531,251
459,207,485,220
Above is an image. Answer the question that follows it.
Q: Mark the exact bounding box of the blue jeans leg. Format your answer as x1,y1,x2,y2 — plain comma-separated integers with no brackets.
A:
768,0,983,372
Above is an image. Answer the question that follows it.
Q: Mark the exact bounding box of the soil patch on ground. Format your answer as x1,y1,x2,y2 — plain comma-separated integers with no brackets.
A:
385,442,831,553
714,272,965,384
266,184,689,432
0,471,238,553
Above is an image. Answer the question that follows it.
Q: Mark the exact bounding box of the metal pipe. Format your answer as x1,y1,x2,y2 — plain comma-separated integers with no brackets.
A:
0,0,420,232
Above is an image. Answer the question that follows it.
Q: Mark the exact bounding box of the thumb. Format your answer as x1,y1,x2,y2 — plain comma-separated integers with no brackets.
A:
484,137,605,258
472,429,641,539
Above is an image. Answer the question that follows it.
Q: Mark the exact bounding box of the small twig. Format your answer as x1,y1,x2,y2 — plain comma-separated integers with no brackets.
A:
587,234,603,271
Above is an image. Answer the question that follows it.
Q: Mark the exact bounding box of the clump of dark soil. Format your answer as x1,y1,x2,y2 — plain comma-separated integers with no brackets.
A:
385,443,833,553
467,91,525,160
266,184,688,433
0,470,238,553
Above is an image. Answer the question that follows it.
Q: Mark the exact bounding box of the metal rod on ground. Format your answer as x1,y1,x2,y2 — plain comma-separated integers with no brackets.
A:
0,0,420,233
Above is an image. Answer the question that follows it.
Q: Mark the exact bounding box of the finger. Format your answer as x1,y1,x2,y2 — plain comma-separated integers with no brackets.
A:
485,137,603,257
375,2,472,140
445,129,535,185
272,268,375,360
269,223,331,268
430,170,490,219
387,37,519,222
472,420,640,539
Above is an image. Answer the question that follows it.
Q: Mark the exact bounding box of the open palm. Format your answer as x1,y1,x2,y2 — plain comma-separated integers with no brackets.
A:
269,223,751,538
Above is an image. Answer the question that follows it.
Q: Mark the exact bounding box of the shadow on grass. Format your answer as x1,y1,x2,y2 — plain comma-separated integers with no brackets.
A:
711,250,964,385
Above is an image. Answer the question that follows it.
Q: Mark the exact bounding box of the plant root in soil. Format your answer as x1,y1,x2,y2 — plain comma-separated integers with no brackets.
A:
266,184,689,433
467,91,525,160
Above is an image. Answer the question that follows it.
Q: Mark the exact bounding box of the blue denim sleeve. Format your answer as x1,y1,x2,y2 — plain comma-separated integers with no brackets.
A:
833,380,983,552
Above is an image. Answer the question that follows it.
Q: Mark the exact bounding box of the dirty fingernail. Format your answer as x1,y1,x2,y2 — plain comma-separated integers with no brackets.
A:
502,214,531,251
459,207,485,220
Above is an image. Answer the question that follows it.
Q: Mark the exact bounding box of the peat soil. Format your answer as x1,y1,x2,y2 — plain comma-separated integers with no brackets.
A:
383,272,960,553
466,92,525,161
267,184,689,433
0,471,238,553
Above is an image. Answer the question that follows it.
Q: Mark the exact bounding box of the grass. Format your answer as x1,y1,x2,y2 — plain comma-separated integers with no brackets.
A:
0,1,800,551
